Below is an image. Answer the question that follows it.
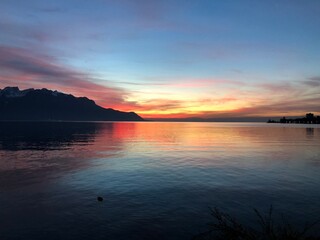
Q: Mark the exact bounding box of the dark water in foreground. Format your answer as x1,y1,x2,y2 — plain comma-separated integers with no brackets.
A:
1,122,320,240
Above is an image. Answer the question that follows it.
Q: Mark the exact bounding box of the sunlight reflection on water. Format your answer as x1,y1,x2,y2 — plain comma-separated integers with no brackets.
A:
1,122,320,240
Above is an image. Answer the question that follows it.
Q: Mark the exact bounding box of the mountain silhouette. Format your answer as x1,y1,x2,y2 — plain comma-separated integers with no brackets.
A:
0,87,143,121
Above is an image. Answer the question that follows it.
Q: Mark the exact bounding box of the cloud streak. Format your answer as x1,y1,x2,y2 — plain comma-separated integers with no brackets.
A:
302,76,320,87
0,46,128,107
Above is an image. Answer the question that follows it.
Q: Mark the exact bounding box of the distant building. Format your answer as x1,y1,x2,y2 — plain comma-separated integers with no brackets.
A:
269,113,319,124
280,117,287,123
306,113,314,119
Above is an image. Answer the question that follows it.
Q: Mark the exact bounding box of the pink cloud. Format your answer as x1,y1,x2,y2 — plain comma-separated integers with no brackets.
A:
0,45,128,107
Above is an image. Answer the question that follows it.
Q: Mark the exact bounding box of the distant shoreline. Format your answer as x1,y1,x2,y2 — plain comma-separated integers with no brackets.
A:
2,120,320,125
267,113,320,124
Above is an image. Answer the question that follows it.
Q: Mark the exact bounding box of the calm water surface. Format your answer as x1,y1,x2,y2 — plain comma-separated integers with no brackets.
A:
1,122,320,239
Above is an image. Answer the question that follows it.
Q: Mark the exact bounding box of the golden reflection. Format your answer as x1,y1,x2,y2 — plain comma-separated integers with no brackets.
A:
1,122,320,172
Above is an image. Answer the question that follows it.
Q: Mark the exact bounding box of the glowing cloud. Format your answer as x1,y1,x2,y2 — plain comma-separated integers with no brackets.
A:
1,0,320,119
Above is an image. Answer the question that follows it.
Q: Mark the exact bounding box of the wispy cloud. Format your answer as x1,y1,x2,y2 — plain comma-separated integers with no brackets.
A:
302,76,320,87
0,46,127,106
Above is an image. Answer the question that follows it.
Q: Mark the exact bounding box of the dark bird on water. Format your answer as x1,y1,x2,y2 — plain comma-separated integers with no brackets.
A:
97,196,103,202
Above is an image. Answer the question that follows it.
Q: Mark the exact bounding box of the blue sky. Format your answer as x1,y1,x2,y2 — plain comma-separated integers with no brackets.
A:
1,0,320,117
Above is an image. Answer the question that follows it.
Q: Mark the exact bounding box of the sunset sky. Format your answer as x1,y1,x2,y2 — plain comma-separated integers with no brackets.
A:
1,0,320,118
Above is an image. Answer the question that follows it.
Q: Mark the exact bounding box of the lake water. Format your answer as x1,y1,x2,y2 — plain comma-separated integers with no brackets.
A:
1,122,320,239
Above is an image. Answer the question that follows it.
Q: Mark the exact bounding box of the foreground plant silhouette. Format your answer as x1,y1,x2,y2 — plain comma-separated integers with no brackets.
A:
193,206,320,240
